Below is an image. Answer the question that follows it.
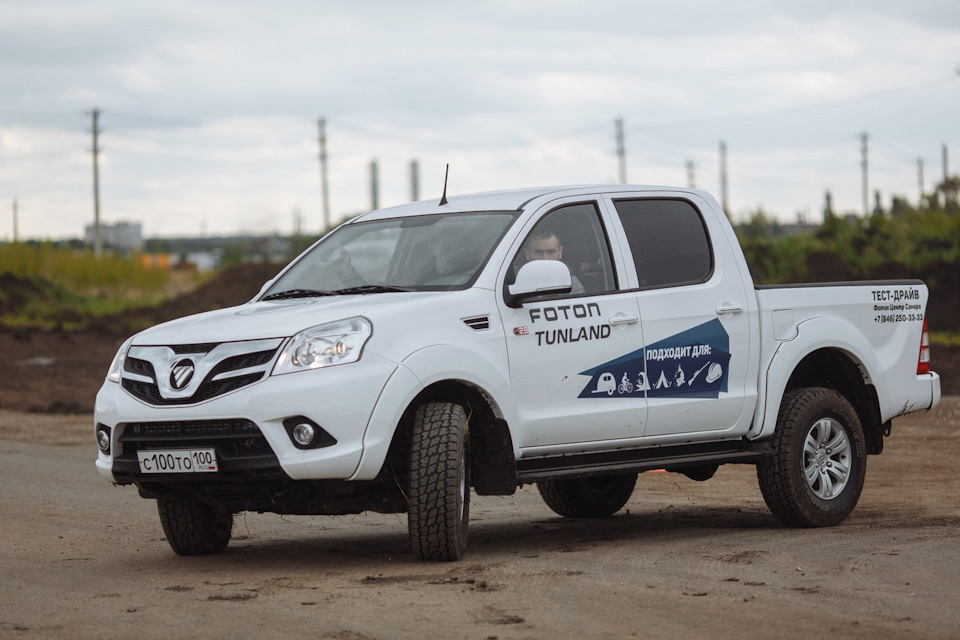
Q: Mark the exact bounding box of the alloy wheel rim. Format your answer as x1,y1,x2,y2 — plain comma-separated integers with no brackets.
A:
802,418,852,500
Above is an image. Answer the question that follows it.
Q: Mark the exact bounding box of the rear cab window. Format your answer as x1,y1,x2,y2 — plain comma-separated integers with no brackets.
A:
611,198,713,289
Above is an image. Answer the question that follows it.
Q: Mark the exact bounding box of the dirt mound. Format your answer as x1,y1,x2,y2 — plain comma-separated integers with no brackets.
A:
0,273,60,317
89,263,282,335
0,263,282,413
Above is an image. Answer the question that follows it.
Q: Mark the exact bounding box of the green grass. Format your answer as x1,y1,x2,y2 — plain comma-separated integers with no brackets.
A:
0,243,205,329
929,332,960,348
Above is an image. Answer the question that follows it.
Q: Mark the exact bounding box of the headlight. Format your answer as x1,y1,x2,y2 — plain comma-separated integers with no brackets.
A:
273,317,372,375
106,337,134,383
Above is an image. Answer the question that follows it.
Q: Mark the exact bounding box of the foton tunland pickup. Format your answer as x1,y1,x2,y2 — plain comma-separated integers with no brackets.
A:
95,185,941,560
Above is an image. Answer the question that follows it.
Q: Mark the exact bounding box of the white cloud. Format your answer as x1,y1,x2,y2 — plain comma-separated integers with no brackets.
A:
0,0,958,239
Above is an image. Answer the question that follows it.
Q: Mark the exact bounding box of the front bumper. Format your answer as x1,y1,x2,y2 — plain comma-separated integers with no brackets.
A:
94,352,404,485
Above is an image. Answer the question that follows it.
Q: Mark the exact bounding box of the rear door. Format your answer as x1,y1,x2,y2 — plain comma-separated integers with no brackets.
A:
603,193,753,438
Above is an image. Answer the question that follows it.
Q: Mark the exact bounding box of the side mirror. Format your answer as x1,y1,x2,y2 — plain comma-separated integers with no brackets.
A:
505,260,572,308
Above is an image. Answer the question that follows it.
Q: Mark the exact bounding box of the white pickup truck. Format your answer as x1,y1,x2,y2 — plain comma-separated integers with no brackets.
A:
94,185,941,560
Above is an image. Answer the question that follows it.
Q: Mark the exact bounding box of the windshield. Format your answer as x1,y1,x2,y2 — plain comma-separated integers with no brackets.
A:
263,211,518,298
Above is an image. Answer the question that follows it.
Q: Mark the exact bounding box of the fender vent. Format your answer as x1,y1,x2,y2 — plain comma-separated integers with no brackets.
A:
462,315,490,331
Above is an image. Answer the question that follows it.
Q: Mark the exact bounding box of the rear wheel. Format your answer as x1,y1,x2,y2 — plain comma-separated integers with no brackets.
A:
537,473,637,518
757,387,867,527
157,491,233,555
408,402,470,561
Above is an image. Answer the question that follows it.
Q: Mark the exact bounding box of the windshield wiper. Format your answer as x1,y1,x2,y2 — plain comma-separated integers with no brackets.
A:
262,288,334,301
331,285,412,295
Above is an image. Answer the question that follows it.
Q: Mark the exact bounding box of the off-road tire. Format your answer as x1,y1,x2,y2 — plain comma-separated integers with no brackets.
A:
408,402,470,561
157,491,233,555
537,473,637,518
757,387,867,527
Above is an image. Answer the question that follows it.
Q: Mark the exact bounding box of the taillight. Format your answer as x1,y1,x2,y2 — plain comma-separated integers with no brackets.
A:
917,316,930,375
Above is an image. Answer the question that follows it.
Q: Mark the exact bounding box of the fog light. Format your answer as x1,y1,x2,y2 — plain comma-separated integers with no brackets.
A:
96,426,111,453
292,423,316,446
282,416,336,449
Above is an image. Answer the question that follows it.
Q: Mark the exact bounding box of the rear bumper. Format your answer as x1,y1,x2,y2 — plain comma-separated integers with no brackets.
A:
930,372,941,410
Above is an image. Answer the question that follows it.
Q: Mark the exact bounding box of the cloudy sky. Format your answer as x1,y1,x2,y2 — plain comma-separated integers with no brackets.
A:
1,1,958,240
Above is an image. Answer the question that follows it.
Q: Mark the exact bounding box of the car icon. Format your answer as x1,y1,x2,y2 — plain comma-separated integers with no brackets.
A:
593,372,616,396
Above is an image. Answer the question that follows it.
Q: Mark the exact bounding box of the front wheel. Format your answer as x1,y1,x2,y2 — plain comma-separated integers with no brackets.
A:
408,402,470,561
157,491,233,555
537,473,637,518
757,387,867,527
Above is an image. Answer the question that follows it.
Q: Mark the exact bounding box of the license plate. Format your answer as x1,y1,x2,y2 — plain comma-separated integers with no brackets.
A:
137,449,218,474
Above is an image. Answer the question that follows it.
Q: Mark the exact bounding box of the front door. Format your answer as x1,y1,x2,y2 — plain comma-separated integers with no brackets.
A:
499,199,649,452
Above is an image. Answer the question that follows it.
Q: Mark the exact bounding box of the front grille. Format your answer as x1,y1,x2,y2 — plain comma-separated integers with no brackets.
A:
125,357,156,378
123,373,264,405
122,342,280,406
120,419,271,454
172,343,219,354
112,418,284,484
209,349,275,376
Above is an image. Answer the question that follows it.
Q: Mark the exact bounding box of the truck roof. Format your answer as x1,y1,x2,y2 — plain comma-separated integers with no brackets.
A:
354,184,698,221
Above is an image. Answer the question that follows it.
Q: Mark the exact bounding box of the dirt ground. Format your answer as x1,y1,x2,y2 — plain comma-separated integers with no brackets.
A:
0,398,958,640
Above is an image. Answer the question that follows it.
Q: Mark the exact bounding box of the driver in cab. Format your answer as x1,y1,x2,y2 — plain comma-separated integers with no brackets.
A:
522,228,584,294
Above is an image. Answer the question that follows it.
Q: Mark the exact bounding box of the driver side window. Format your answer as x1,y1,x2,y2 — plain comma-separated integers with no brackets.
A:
511,202,617,295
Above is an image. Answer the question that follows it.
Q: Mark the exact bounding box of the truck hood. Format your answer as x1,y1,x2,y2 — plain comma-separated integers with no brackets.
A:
131,292,447,345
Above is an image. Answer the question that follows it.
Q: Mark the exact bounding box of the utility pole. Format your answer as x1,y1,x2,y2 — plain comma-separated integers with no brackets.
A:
917,157,924,204
410,160,420,202
91,107,102,258
614,118,627,183
860,132,869,217
292,207,302,238
719,140,729,216
370,159,379,211
12,197,18,243
946,143,955,206
317,118,330,231
685,160,695,188
943,143,950,184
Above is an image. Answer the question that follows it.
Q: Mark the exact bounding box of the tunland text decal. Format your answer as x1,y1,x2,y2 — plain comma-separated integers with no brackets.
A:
578,319,731,399
528,302,609,347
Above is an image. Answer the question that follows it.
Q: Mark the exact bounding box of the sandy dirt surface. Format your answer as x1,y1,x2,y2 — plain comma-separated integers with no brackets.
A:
1,399,957,640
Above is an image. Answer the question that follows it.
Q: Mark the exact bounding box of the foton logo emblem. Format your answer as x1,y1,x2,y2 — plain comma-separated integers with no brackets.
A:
170,359,196,390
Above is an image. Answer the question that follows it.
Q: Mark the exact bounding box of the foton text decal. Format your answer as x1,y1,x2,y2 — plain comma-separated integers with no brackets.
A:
528,302,610,347
577,319,731,399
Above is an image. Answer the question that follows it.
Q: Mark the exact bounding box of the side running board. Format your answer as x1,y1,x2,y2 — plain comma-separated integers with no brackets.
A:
515,439,770,484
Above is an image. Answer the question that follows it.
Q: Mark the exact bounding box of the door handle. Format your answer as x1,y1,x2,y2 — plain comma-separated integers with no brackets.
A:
715,303,744,315
608,314,639,326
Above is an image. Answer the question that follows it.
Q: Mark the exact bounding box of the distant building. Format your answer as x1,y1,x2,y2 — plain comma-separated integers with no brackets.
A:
185,252,218,272
140,251,219,273
84,221,143,253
